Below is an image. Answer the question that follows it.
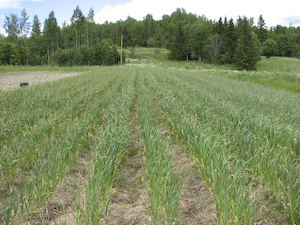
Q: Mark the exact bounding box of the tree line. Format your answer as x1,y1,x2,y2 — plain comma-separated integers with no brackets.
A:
1,7,300,69
1,7,123,66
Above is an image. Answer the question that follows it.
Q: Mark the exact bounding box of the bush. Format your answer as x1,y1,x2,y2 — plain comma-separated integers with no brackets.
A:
262,38,279,58
0,42,20,65
51,41,121,66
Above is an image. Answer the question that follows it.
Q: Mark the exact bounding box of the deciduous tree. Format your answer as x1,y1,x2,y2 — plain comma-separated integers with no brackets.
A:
19,8,30,38
0,42,20,65
3,13,19,42
262,38,278,58
31,15,41,38
71,6,85,50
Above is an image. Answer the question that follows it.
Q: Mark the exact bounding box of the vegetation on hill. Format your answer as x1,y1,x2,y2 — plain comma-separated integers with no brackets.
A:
1,7,300,69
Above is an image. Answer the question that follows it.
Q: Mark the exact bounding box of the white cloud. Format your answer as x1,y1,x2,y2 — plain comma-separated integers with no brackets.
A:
0,0,21,9
95,0,300,27
0,0,43,9
95,0,185,23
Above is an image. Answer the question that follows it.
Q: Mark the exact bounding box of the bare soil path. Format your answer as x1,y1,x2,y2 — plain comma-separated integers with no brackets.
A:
0,71,84,91
152,101,218,224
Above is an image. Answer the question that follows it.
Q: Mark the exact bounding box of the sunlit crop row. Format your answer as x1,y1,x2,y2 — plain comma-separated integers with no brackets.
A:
0,67,126,223
137,70,181,224
147,68,300,224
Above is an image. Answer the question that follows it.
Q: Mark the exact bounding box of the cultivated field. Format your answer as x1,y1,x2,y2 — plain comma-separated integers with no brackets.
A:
1,53,300,224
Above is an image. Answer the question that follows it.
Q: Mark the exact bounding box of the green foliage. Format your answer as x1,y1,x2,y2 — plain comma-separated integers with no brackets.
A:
257,15,268,43
31,15,41,38
168,24,186,60
2,7,300,68
51,40,120,66
233,17,261,70
3,13,19,42
276,34,297,57
203,33,223,63
0,42,20,65
43,10,60,53
262,38,279,58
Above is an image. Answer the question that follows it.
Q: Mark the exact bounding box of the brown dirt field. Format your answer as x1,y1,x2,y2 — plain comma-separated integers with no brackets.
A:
0,71,84,91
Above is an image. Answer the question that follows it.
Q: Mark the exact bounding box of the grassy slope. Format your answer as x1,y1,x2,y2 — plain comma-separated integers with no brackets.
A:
125,47,300,93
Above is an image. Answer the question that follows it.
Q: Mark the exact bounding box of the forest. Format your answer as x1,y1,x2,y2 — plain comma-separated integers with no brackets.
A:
1,7,300,69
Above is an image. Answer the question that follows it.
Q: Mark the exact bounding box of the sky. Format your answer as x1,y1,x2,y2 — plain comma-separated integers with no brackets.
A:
1,0,300,36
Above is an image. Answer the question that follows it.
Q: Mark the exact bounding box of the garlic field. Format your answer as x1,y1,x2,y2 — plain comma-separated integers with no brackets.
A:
0,66,299,224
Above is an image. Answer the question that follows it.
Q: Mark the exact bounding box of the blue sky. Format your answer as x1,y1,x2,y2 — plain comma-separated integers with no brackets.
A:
1,0,300,36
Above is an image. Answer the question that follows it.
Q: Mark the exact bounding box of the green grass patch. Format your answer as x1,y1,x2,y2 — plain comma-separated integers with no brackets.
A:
257,56,300,74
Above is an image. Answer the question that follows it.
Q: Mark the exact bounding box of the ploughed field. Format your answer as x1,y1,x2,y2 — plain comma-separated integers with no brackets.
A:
0,67,300,224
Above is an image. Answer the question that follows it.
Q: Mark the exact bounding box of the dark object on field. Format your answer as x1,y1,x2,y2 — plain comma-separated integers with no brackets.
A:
20,82,29,87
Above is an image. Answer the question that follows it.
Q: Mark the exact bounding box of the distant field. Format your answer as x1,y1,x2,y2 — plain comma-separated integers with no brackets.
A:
124,48,300,93
1,65,300,224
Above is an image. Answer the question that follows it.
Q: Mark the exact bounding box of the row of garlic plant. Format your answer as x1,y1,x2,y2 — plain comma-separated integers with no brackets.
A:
74,68,135,224
0,67,127,224
147,69,265,224
155,70,300,223
0,67,118,187
136,69,181,224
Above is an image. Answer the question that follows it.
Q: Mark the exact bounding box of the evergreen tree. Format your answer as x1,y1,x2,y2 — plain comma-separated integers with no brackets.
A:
221,18,237,63
168,24,185,60
257,15,268,43
233,16,261,70
215,17,224,35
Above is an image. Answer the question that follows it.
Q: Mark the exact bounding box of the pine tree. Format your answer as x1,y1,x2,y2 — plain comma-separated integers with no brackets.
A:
233,16,261,70
168,24,185,60
221,18,237,63
257,15,268,43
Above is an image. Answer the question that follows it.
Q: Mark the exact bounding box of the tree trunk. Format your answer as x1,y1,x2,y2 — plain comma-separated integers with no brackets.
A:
75,29,78,49
47,49,50,65
78,31,80,50
87,25,89,47
198,55,202,62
